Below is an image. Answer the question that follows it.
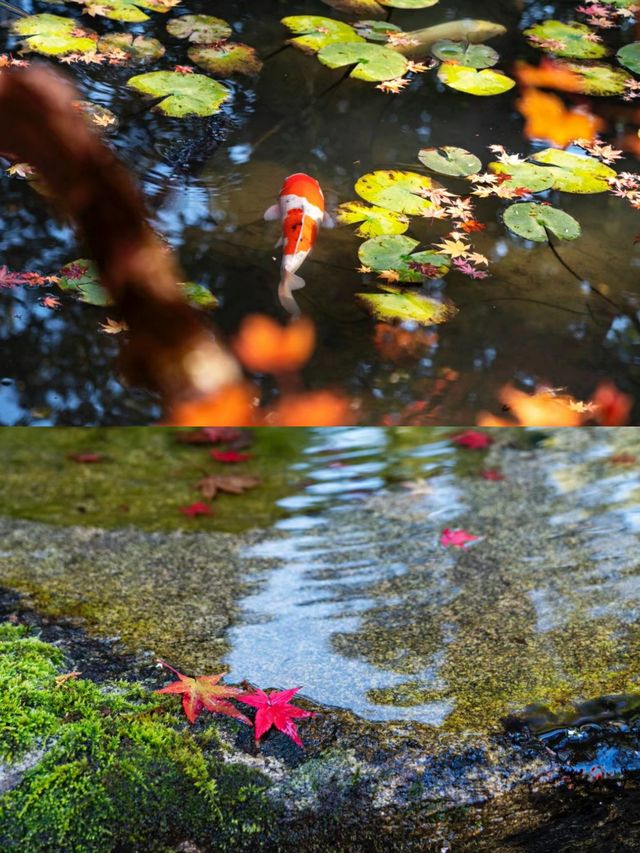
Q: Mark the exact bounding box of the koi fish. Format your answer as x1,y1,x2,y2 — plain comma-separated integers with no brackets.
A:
264,173,332,317
392,20,507,60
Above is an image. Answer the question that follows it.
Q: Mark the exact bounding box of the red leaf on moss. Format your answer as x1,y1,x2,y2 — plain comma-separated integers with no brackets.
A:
177,428,244,445
156,662,250,725
451,430,493,450
68,452,104,463
440,528,479,548
179,501,212,517
211,450,252,463
237,687,315,748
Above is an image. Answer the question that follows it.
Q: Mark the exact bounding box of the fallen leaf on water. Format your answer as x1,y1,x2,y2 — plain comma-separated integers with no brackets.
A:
179,501,213,517
451,430,493,449
440,528,479,548
237,686,315,747
197,474,261,500
99,317,129,334
156,661,251,725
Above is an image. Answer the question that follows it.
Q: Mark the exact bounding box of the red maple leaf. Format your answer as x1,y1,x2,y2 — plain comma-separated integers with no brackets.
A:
440,528,479,548
460,220,486,234
68,452,104,463
179,501,212,517
156,661,251,725
211,450,252,463
237,687,315,747
451,430,493,450
480,469,504,481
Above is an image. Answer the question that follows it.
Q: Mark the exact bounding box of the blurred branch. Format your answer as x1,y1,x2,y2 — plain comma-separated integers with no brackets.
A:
0,65,240,411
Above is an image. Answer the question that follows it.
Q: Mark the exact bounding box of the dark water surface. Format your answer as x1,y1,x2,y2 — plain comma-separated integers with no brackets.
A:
1,0,639,424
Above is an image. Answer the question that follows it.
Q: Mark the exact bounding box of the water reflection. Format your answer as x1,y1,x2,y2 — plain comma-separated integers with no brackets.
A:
0,1,639,422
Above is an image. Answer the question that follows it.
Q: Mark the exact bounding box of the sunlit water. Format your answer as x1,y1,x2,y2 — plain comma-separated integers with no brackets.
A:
0,1,639,423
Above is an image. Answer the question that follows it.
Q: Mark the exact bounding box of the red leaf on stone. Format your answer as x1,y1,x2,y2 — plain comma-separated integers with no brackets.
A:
156,661,250,725
237,687,315,748
480,469,504,481
440,528,479,548
451,430,493,450
211,450,252,463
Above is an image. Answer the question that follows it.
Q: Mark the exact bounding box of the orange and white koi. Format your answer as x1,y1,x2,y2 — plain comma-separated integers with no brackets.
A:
264,173,333,316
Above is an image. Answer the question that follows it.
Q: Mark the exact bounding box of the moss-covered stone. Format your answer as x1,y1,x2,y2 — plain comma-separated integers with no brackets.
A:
0,623,273,852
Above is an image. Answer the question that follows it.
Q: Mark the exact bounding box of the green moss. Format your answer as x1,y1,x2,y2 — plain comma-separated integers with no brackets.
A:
0,427,309,534
0,624,274,851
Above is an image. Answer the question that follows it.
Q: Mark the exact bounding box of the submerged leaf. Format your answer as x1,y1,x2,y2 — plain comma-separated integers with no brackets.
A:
166,14,232,43
318,41,408,81
418,146,482,177
503,202,581,242
97,32,165,63
282,15,364,53
127,70,230,117
430,40,499,69
189,43,263,77
355,170,437,215
358,235,450,282
337,201,409,237
357,285,457,324
438,63,515,95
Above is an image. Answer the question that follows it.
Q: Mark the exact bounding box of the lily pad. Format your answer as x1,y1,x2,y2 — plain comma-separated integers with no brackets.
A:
524,20,607,60
323,0,437,12
355,170,436,215
430,40,499,69
11,13,97,57
282,16,364,54
179,281,219,309
531,148,616,193
353,20,402,43
318,41,408,81
73,100,119,132
337,201,409,237
127,71,230,117
381,0,438,6
617,42,640,75
418,147,482,177
438,63,515,95
489,161,556,193
359,235,450,282
166,15,232,44
503,202,581,242
357,286,456,325
65,0,179,23
189,44,263,77
562,61,628,96
97,33,165,63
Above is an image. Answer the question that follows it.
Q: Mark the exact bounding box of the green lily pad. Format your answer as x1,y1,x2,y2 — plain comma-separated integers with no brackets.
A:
127,71,230,117
503,202,581,242
57,260,217,309
11,13,97,57
617,42,640,75
562,61,628,96
524,20,607,59
318,41,408,81
97,33,165,63
323,0,437,12
189,43,262,77
358,235,450,282
418,146,482,177
337,201,409,237
381,0,438,6
73,100,119,132
166,15,232,44
489,161,556,193
282,16,364,54
355,170,436,215
437,63,515,95
357,286,456,325
61,0,179,23
353,20,402,43
531,148,616,193
430,40,499,69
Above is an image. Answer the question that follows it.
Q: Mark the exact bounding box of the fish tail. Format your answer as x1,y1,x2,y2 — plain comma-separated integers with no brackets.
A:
278,271,306,317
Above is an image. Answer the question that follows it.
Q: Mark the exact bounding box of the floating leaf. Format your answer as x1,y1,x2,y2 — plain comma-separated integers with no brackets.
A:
97,32,165,63
524,20,607,59
503,202,581,242
11,13,97,56
73,100,119,132
437,63,515,95
617,42,640,75
189,43,263,77
353,20,402,43
358,235,450,282
127,70,230,117
318,41,408,81
430,40,499,69
357,286,456,325
355,170,436,215
489,161,556,193
323,0,436,11
61,0,179,23
531,148,616,193
418,146,482,177
337,201,409,237
166,15,232,44
282,16,364,53
559,61,627,96
381,0,438,6
179,281,219,309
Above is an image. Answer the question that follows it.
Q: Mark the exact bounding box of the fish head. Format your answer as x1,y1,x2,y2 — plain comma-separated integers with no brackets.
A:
462,19,508,44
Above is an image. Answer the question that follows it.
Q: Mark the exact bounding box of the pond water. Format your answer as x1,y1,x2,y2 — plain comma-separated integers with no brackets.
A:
1,0,639,424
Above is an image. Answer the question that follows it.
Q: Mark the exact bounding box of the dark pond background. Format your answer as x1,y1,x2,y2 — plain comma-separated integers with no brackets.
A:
0,0,639,424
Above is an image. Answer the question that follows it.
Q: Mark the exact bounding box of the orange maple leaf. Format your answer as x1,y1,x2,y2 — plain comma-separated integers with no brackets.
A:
517,87,605,148
156,661,251,725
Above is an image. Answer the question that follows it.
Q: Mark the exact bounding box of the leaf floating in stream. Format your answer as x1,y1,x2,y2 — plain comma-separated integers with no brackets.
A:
126,70,230,117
